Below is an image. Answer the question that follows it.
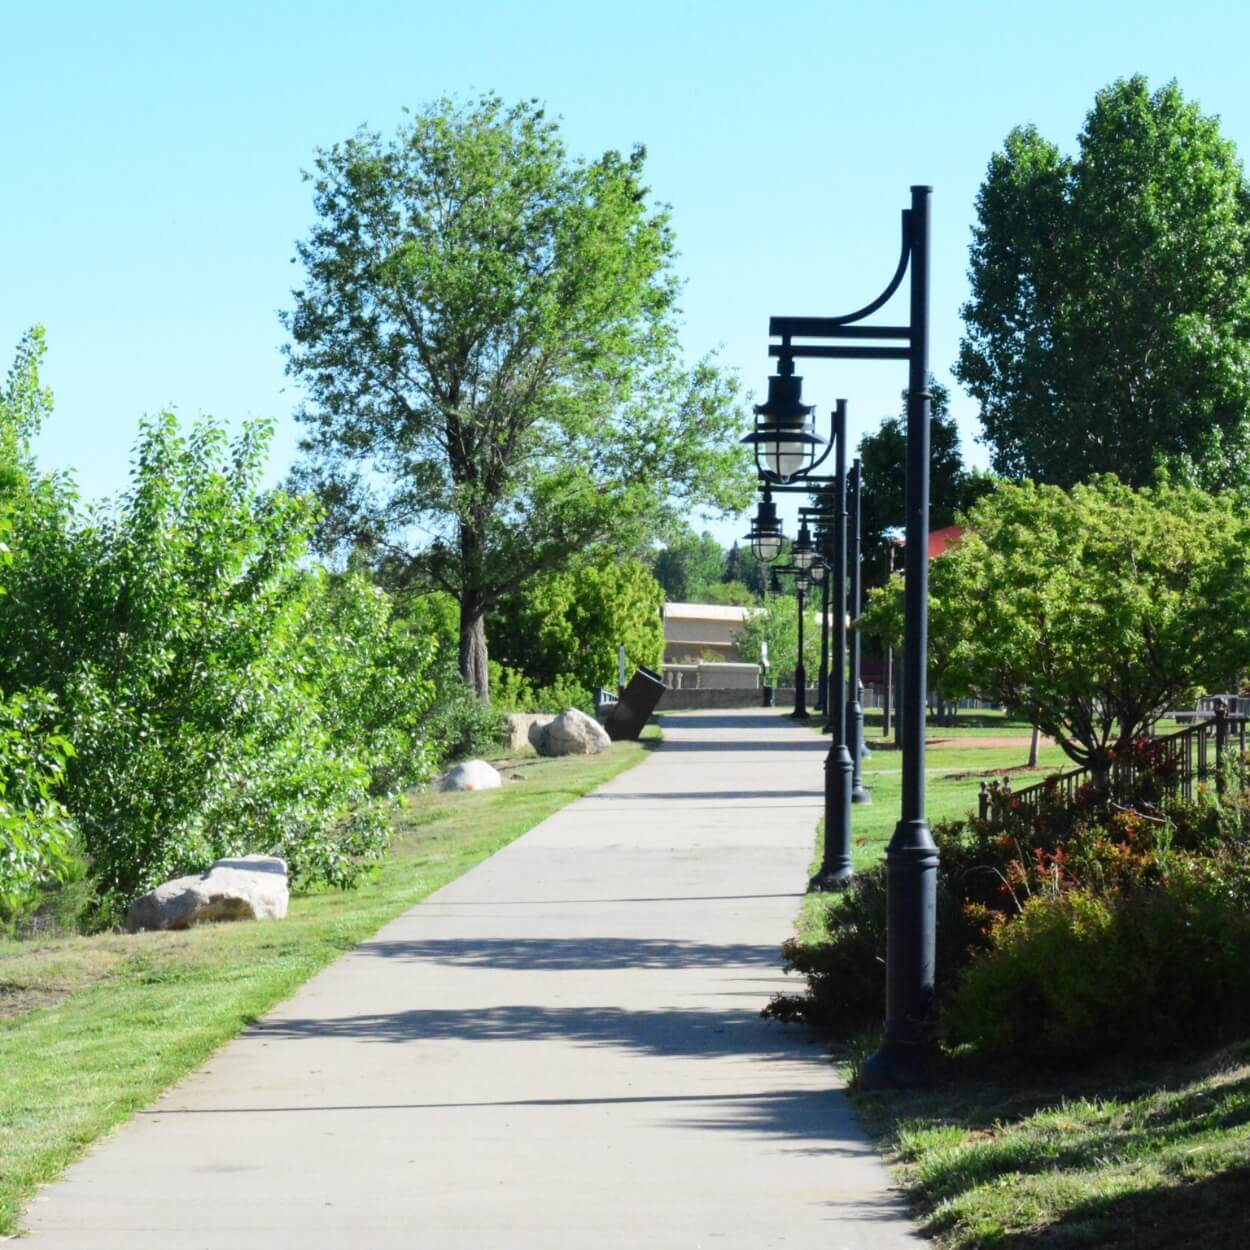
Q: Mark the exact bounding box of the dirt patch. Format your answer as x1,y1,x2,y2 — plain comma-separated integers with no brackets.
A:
928,735,1055,750
0,983,73,1020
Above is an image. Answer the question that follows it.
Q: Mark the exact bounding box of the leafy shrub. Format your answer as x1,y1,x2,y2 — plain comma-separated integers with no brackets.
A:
488,558,664,695
299,571,438,795
1,408,440,911
488,662,594,716
423,658,506,764
0,688,77,917
772,743,1250,1054
764,863,966,1035
944,872,1250,1060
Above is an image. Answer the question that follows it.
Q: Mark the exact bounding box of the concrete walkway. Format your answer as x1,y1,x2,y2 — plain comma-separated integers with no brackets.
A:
24,709,920,1249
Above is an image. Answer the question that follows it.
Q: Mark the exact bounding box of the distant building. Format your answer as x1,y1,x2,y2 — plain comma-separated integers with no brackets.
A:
661,601,756,665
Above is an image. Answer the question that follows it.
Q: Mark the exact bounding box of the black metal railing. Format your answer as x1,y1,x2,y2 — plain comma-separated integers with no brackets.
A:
979,704,1248,822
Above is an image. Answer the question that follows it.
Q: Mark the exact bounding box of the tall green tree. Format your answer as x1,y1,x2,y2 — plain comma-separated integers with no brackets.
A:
283,95,751,700
649,527,726,601
861,477,1250,782
856,380,991,564
957,77,1250,488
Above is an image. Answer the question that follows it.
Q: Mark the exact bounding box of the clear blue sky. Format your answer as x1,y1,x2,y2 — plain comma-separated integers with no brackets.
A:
4,0,1249,548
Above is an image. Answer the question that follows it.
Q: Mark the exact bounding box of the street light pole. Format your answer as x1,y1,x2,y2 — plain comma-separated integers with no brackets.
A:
811,400,854,889
815,519,830,715
790,575,809,720
847,458,871,805
758,186,937,1085
860,185,938,1088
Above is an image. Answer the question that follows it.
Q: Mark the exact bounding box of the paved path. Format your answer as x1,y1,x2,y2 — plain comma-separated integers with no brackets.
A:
24,710,920,1249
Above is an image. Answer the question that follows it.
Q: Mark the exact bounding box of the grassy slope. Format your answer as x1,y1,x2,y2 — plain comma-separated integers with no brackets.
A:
854,1048,1250,1249
792,722,1250,1248
0,735,655,1237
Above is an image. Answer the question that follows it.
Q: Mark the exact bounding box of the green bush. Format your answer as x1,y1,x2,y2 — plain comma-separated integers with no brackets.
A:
0,688,77,918
1,405,441,910
422,659,507,764
771,743,1250,1056
944,873,1250,1060
299,571,438,795
488,662,594,716
764,863,966,1036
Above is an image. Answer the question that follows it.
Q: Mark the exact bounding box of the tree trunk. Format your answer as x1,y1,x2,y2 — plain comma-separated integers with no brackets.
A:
1027,722,1040,768
459,595,490,704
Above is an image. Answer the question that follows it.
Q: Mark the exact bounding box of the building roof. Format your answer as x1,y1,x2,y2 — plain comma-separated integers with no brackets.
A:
927,526,965,558
663,602,759,623
895,526,966,559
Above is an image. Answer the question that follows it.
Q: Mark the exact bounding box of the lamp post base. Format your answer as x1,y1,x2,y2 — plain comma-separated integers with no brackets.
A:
810,743,855,891
808,865,854,891
856,1039,934,1090
851,783,873,805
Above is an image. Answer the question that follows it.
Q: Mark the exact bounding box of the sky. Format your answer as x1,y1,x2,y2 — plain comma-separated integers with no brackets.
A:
4,0,1250,549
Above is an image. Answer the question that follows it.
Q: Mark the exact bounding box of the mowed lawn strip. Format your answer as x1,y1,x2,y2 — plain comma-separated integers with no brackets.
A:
0,732,657,1237
851,1046,1250,1250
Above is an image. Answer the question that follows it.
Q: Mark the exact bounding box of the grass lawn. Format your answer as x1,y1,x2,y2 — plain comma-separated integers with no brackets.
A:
0,732,657,1237
852,1045,1250,1249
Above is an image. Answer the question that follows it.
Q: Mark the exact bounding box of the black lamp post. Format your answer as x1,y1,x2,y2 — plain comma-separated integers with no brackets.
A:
810,400,855,889
789,563,811,721
813,508,831,715
847,459,871,805
761,186,937,1087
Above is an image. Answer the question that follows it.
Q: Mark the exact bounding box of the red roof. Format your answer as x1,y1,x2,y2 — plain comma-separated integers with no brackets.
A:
927,526,965,559
893,526,966,559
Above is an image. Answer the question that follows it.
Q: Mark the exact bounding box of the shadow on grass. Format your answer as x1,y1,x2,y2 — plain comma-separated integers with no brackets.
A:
857,1048,1250,1249
997,1164,1250,1249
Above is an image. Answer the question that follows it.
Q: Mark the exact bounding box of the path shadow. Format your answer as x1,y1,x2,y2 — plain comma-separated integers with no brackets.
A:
582,790,821,802
354,936,782,970
421,892,805,907
252,1002,803,1061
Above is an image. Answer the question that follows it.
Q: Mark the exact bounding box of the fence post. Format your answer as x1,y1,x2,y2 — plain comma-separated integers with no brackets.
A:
978,781,989,822
1215,697,1228,796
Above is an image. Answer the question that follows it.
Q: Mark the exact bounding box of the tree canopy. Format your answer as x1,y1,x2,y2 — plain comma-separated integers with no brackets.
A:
283,95,751,699
862,476,1250,779
856,380,991,566
649,527,727,601
956,76,1250,489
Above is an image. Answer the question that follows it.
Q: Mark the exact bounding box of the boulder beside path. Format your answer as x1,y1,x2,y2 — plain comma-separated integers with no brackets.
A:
532,707,611,756
125,854,289,933
438,759,503,792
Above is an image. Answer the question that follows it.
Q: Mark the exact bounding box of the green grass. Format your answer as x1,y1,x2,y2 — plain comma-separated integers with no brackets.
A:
0,732,656,1237
852,1045,1250,1248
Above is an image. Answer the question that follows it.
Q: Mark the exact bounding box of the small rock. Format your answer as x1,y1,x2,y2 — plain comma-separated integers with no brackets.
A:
126,855,289,933
533,708,611,757
439,759,503,792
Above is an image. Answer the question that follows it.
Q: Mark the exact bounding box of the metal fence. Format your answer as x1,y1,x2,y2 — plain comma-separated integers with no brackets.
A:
979,704,1249,822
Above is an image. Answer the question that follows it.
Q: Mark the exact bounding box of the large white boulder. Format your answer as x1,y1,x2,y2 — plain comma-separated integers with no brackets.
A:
439,759,503,792
533,707,611,757
126,854,289,933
